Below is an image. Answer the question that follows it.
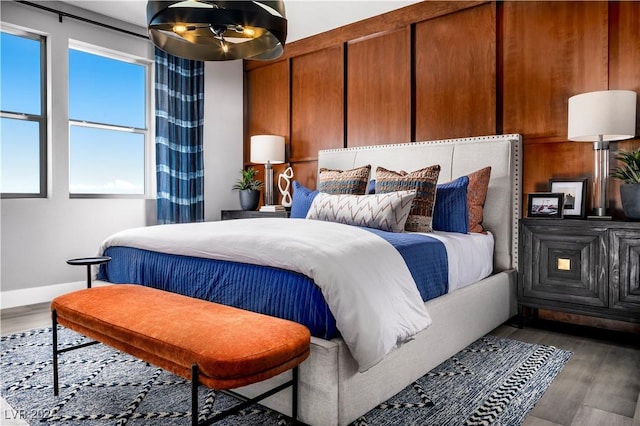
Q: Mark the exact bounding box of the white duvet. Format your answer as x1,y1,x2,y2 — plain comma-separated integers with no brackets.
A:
99,218,432,371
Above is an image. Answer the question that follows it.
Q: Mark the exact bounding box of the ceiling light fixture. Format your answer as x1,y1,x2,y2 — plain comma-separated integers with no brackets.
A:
147,0,287,61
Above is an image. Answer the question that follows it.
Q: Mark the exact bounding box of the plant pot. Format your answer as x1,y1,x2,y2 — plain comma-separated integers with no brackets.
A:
620,183,640,220
239,189,260,211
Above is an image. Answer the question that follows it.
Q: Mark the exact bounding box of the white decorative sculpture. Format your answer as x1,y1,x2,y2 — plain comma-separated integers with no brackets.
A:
278,166,294,207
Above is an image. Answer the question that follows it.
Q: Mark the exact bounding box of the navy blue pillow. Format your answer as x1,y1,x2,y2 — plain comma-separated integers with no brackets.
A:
432,175,469,233
290,181,319,218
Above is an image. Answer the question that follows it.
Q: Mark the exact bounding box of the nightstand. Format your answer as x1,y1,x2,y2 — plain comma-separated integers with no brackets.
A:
221,210,289,220
518,218,640,324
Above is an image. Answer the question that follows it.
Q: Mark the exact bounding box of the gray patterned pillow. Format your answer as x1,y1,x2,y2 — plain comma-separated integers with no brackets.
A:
305,190,416,233
318,165,371,195
375,165,441,232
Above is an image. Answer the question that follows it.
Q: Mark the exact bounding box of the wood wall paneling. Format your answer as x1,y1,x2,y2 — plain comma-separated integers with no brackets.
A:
291,161,318,191
522,141,593,193
346,28,412,147
291,46,345,161
415,3,496,141
608,1,640,100
245,1,489,69
502,1,609,139
245,61,290,166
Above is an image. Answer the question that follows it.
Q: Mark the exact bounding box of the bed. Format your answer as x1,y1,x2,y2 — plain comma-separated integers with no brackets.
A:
96,134,522,426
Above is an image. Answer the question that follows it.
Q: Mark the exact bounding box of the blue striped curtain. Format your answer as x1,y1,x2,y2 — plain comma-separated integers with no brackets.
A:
155,47,205,224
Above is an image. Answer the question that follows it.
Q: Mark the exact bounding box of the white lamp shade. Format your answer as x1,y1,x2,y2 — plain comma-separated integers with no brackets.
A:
250,135,285,164
568,90,637,141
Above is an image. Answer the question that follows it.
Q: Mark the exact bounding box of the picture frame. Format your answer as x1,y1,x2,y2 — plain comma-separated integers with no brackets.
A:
548,178,587,219
527,192,564,218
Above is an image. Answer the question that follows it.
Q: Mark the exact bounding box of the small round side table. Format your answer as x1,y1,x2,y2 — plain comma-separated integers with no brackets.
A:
67,256,111,288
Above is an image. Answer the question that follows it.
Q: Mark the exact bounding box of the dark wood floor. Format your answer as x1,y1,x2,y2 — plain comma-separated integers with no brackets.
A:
2,304,639,426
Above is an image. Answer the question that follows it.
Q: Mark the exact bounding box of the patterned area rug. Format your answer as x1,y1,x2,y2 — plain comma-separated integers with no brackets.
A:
1,327,571,425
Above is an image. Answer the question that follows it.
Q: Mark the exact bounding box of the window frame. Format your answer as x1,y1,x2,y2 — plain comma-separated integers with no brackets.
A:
67,42,151,199
1,28,47,199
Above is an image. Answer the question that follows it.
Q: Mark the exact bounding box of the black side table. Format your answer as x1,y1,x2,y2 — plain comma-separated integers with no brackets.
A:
67,256,111,288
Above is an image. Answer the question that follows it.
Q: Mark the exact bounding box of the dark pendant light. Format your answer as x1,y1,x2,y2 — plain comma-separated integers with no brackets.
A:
147,1,287,61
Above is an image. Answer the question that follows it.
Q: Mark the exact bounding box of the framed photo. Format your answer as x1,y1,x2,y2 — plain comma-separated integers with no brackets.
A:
527,193,564,218
549,178,587,218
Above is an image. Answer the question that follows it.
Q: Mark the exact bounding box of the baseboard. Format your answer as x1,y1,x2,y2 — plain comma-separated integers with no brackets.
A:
1,280,110,310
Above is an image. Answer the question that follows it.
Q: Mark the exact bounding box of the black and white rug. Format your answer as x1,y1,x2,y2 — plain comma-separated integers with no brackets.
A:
1,327,571,425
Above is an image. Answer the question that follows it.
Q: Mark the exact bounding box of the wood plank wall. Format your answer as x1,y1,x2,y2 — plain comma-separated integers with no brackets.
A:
244,1,640,218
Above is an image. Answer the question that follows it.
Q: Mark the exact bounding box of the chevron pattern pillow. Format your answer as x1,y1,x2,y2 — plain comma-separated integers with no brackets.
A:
375,165,441,232
318,165,371,195
306,190,417,233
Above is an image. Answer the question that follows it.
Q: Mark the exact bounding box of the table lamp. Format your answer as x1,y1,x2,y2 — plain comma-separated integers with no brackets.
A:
568,90,637,219
250,135,285,206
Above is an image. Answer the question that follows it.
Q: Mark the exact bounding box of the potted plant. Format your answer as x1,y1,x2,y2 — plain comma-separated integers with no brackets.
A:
232,167,263,211
611,148,640,219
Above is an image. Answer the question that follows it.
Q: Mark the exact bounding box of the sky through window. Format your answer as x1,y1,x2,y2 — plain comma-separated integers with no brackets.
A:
68,48,147,195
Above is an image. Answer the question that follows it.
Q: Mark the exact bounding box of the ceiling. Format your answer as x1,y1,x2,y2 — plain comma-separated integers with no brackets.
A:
62,0,420,42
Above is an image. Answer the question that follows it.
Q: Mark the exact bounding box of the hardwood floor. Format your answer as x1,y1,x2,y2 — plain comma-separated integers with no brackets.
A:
1,304,639,426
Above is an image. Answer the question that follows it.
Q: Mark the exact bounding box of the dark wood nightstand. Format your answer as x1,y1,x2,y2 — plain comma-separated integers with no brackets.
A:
221,210,289,220
518,218,640,325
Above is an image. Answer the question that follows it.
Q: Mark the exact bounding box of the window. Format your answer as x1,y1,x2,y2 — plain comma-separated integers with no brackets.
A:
1,30,46,198
68,46,148,196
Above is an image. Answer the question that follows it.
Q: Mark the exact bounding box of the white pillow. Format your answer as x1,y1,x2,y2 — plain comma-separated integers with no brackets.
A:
305,191,416,233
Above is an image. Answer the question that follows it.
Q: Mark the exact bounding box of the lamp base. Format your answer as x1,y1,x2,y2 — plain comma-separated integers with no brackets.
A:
264,163,274,206
590,139,610,221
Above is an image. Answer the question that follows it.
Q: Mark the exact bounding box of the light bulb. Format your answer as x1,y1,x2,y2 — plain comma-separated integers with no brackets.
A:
173,24,188,33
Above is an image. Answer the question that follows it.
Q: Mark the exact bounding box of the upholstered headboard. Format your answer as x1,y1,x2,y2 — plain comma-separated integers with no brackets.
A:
317,134,522,272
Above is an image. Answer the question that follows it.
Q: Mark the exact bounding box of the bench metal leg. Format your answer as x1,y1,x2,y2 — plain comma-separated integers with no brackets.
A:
52,310,59,396
292,365,299,423
51,312,100,397
192,364,199,426
193,364,301,426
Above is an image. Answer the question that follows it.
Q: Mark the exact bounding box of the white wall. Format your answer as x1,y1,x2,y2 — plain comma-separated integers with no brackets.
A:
0,1,243,308
203,60,244,222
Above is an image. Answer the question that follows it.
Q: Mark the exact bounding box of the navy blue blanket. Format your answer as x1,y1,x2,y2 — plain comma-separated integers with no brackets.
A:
99,228,448,339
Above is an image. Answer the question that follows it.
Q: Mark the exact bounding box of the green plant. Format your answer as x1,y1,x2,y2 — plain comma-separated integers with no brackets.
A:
611,148,640,184
232,167,264,191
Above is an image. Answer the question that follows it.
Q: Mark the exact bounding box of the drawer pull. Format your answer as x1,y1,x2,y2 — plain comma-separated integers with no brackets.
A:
557,258,571,271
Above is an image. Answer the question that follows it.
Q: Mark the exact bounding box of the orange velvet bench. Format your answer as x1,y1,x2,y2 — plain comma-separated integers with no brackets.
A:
50,284,311,426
